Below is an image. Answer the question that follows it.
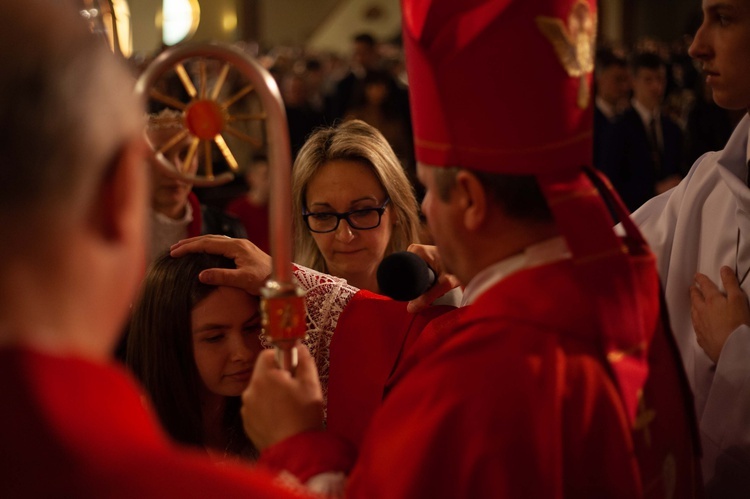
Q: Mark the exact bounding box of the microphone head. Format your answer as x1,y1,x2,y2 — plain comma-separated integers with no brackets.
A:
377,251,436,301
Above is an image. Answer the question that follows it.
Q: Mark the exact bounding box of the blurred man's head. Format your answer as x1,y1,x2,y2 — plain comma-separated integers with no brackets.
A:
0,2,144,239
352,33,380,72
595,49,631,109
630,52,667,112
0,0,147,357
147,110,197,219
281,73,310,108
689,0,750,110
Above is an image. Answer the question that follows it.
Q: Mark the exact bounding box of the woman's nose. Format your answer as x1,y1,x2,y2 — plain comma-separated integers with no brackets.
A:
334,219,356,242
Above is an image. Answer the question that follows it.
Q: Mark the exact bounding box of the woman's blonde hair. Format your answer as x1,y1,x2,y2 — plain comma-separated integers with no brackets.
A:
292,119,421,272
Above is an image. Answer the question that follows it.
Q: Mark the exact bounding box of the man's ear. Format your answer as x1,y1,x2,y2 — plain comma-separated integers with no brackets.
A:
454,170,488,231
89,138,149,243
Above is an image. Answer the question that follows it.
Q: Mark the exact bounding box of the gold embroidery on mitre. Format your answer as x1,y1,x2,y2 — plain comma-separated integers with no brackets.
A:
535,0,597,109
606,341,646,363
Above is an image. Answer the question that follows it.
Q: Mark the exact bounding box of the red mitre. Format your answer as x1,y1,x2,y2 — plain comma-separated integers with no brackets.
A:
401,0,661,426
402,0,596,175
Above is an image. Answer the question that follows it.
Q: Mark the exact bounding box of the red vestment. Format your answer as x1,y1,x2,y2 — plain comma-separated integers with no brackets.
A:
262,258,701,498
326,290,453,448
0,346,310,498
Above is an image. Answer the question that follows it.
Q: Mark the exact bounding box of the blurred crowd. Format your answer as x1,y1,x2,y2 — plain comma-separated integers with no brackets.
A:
129,30,746,220
594,35,745,211
130,33,415,217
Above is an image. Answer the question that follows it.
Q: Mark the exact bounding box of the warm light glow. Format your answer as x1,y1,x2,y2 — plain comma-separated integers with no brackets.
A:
112,0,132,57
78,0,132,57
222,11,238,34
162,0,201,46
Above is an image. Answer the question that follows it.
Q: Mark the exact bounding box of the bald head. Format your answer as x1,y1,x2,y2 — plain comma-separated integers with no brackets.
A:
0,0,144,238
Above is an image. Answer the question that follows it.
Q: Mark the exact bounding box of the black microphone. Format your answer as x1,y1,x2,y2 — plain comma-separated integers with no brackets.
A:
377,251,438,301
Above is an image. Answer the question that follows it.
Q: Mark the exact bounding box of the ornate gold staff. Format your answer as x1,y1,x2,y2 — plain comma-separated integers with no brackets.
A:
135,43,306,372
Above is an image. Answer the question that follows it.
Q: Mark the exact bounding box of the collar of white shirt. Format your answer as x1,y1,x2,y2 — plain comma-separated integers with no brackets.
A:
595,96,617,121
460,236,572,306
149,202,194,263
632,98,659,128
152,200,194,226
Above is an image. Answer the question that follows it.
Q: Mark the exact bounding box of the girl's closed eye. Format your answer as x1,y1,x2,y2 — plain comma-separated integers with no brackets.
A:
242,312,263,334
201,331,225,343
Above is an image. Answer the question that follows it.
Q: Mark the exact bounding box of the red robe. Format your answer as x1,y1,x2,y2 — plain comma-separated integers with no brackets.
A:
0,346,312,498
225,196,270,253
262,259,702,498
326,290,453,448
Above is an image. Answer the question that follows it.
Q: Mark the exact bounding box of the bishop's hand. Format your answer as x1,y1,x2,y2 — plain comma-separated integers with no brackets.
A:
405,243,461,313
242,345,324,451
170,235,272,295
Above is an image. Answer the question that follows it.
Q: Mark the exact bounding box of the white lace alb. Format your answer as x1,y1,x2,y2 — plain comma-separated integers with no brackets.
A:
259,265,359,410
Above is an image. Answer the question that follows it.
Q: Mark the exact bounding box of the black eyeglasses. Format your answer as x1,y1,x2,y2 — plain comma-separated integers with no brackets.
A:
302,198,390,233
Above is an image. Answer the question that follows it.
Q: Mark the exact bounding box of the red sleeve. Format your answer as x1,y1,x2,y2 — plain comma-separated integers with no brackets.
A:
186,192,202,238
257,431,356,483
326,290,453,449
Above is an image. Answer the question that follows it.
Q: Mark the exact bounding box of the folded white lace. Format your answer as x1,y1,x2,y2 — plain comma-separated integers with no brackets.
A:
259,265,359,411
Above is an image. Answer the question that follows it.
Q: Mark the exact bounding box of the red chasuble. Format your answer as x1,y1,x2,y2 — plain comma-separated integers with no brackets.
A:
349,260,701,498
262,258,701,498
0,346,310,498
326,290,453,448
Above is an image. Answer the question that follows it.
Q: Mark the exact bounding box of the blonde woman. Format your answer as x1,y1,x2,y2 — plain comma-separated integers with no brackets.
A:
293,119,422,293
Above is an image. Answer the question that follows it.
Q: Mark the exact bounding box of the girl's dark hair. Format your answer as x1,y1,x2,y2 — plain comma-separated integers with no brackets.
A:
126,252,255,458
